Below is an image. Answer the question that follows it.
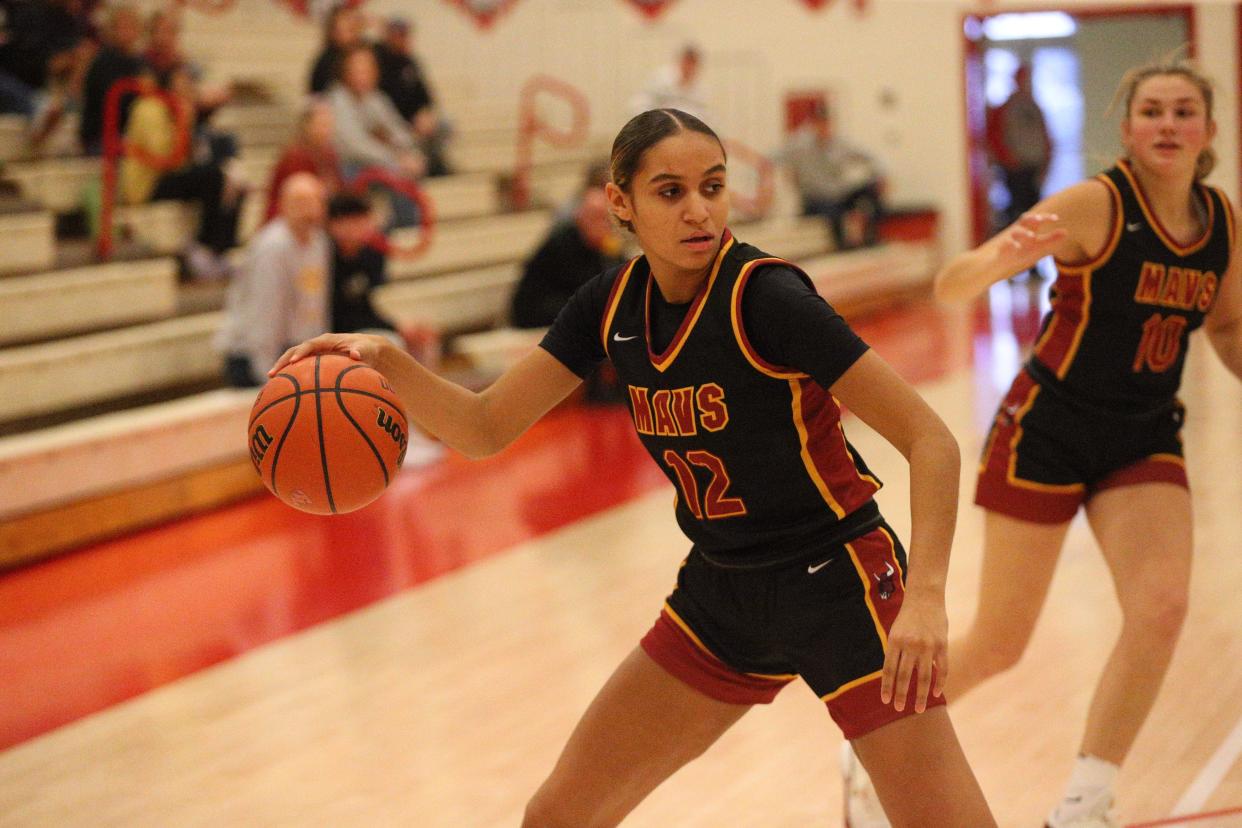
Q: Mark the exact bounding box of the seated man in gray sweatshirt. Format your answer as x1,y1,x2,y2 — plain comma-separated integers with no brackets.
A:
215,172,331,387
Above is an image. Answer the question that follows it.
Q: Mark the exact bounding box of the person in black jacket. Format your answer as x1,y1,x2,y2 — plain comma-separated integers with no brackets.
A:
307,4,363,96
326,191,395,334
373,16,450,177
510,186,623,329
79,3,144,154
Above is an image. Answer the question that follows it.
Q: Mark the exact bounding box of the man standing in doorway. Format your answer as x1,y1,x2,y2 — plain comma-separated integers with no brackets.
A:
987,63,1052,231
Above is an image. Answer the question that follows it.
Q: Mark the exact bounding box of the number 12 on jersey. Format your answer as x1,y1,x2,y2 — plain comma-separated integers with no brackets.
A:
662,449,747,519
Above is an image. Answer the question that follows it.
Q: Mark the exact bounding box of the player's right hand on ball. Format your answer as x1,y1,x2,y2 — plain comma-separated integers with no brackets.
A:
269,333,393,376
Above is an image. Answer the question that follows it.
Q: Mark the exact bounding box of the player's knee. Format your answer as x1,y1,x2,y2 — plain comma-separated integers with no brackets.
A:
973,627,1029,677
1121,584,1188,643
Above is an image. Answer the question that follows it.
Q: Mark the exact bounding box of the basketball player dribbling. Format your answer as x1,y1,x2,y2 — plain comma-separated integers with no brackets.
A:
270,108,995,826
842,60,1242,828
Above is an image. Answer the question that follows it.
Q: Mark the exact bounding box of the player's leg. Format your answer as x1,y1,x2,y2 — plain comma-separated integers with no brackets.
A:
1083,481,1191,760
522,646,751,828
946,510,1071,699
1042,480,1191,827
851,707,994,827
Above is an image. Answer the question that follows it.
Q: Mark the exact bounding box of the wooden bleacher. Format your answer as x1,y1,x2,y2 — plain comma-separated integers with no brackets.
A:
0,258,178,346
0,7,942,571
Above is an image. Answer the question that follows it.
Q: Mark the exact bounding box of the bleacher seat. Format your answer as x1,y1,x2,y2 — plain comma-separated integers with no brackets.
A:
0,312,221,423
0,206,55,276
0,387,252,522
388,209,551,280
374,262,520,334
0,258,178,346
0,115,27,163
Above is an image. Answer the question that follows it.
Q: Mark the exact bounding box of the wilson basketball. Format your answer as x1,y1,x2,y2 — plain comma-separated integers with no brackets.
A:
247,354,409,514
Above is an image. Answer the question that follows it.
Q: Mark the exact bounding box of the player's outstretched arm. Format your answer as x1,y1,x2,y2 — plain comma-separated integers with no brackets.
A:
1206,211,1242,381
270,333,582,458
830,350,959,713
933,179,1111,303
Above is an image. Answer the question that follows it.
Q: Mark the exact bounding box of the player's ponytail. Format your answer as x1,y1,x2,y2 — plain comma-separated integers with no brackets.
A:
609,109,726,232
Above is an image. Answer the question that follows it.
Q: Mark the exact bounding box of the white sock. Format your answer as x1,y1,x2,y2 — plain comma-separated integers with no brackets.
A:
1053,754,1119,819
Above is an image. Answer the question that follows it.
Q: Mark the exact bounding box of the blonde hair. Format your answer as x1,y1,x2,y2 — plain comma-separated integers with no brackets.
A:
1113,57,1216,180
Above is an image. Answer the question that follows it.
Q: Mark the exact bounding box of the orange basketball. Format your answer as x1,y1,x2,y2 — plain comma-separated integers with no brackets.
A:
247,354,409,514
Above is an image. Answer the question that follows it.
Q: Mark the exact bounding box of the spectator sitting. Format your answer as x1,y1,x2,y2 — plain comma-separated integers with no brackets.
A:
374,15,451,177
144,8,231,112
308,3,363,95
216,172,330,387
79,3,145,155
29,34,95,155
325,191,396,335
119,65,243,280
779,100,885,250
552,159,610,224
0,0,89,118
264,99,343,222
327,44,425,228
510,186,624,330
327,191,441,371
630,44,707,120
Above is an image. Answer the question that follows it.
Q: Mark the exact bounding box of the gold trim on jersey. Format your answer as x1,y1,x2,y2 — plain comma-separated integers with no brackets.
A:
820,526,902,703
648,234,736,373
1054,175,1125,272
729,257,810,380
1031,269,1093,381
820,669,882,703
840,418,883,491
790,381,846,518
1216,186,1237,252
844,530,892,648
600,257,640,359
1007,382,1085,494
1117,159,1214,256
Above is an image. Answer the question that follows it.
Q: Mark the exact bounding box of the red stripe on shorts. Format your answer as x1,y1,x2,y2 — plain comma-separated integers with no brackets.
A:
640,610,791,706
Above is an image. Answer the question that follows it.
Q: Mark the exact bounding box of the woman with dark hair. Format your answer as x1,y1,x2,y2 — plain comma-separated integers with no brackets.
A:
266,108,995,826
308,4,364,95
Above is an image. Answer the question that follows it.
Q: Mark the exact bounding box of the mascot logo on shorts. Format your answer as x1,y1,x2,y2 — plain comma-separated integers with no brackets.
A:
874,562,896,600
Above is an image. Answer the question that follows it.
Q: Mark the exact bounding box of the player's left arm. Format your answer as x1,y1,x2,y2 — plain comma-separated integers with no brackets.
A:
830,350,960,713
1205,212,1242,380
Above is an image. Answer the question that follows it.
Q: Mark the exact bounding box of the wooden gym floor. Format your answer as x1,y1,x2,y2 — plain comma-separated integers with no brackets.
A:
1,284,1240,827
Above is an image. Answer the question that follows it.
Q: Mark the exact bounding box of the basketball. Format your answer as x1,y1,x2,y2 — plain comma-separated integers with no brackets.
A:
247,354,409,514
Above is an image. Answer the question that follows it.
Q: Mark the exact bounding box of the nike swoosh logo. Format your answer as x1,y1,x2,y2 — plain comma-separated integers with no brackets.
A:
613,333,638,342
1126,222,1143,232
807,559,833,574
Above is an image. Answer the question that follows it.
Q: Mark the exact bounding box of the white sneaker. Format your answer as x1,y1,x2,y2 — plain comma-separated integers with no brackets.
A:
1045,793,1120,828
840,741,891,828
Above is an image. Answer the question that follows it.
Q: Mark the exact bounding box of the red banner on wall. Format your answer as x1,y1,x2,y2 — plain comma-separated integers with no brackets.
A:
443,0,522,30
619,0,678,20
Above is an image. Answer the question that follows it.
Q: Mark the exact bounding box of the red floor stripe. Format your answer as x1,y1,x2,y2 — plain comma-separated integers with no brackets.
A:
0,297,978,751
0,405,666,750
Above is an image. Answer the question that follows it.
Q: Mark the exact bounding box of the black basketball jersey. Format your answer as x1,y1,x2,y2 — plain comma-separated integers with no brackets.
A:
1031,159,1235,411
599,230,881,557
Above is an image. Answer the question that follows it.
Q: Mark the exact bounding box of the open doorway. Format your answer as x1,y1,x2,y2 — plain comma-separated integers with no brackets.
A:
962,5,1194,246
